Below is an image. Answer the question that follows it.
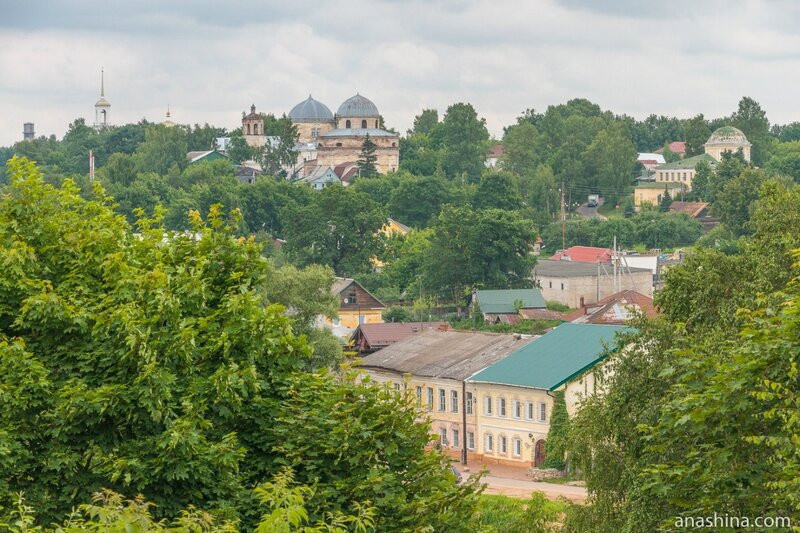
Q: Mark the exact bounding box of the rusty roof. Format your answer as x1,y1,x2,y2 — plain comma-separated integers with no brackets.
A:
358,329,535,381
353,321,448,347
563,290,657,324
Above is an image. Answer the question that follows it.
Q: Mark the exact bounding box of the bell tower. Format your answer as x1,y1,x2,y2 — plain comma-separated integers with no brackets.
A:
242,104,265,148
94,68,111,129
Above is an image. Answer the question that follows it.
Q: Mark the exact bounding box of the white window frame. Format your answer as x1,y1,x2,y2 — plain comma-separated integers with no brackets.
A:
451,390,459,413
467,431,475,450
485,433,493,453
514,400,522,419
484,396,493,415
513,437,522,456
394,382,401,391
440,427,448,446
498,397,507,417
452,429,459,448
499,434,507,454
539,401,547,422
426,387,434,411
438,389,446,412
415,386,422,402
526,401,534,420
466,392,473,415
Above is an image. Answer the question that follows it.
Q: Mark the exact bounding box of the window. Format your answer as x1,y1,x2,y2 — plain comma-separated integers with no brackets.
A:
498,397,506,417
549,281,552,288
452,429,460,448
560,282,564,290
466,392,473,414
426,387,434,410
499,435,507,454
484,396,493,415
513,438,522,456
415,386,422,402
514,400,522,419
467,431,475,450
311,126,320,139
346,119,352,128
394,383,401,391
539,402,547,422
438,389,446,412
361,119,367,128
345,291,357,305
526,401,534,420
375,119,379,128
336,142,342,147
451,390,458,413
440,427,448,446
485,433,493,452
246,124,251,135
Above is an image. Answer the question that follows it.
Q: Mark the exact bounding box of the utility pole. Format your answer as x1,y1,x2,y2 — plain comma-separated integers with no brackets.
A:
613,235,618,293
560,181,566,251
89,150,95,182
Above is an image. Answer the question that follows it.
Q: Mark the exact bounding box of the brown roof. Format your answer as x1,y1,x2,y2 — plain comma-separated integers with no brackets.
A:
358,329,535,381
331,277,385,308
352,322,447,349
656,141,687,155
487,144,504,158
563,290,657,324
519,308,564,320
669,201,709,218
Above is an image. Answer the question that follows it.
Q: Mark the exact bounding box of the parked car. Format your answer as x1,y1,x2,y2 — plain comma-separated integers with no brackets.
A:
587,194,599,207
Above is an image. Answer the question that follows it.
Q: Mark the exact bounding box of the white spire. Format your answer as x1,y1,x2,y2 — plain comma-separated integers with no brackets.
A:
101,67,105,97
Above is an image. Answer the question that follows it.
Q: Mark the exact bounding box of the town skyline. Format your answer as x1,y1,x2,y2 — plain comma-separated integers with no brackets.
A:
3,0,800,146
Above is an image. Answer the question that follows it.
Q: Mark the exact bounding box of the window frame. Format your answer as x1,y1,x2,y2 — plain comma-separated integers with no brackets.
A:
426,387,434,410
484,396,493,415
539,401,547,422
451,390,458,413
438,388,446,412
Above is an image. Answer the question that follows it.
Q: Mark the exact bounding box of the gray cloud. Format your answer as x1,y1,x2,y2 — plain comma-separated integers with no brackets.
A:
2,0,799,146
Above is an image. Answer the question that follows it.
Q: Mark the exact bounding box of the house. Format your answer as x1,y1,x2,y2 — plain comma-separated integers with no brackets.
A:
669,201,717,230
562,290,657,324
633,181,685,207
637,152,666,172
349,321,448,354
236,160,263,184
380,218,410,237
186,150,228,164
296,166,341,190
322,277,385,339
551,246,613,263
655,141,687,158
652,153,716,191
534,259,653,308
473,288,559,324
333,161,359,184
358,330,535,462
485,144,504,168
467,323,627,466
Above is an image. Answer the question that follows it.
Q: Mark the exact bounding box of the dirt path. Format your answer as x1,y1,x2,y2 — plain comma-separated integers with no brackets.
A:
480,474,587,502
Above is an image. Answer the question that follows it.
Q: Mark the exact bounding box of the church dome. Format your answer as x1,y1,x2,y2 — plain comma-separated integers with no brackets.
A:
289,96,333,122
337,93,379,117
706,126,749,145
95,97,111,107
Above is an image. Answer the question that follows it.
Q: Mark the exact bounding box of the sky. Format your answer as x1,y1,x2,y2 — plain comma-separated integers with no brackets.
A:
2,0,800,146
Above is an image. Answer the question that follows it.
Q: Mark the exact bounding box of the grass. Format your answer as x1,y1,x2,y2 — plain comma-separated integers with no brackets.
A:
545,300,571,313
474,493,566,532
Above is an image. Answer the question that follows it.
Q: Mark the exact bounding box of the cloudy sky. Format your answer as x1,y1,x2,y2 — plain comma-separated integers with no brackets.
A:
2,0,799,146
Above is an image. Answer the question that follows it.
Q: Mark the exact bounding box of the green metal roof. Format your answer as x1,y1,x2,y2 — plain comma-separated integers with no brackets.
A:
476,288,546,314
468,323,628,390
656,153,715,170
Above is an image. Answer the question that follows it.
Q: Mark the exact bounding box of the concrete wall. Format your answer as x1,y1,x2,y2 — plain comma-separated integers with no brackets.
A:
705,144,750,162
295,121,335,144
316,134,399,174
537,269,653,308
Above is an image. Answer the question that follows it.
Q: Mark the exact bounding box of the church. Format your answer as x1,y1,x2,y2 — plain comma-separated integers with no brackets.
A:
242,93,400,179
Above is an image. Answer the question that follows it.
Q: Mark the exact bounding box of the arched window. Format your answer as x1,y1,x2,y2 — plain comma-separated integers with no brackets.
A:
361,119,367,128
375,120,379,128
346,119,351,128
392,142,396,147
246,124,251,135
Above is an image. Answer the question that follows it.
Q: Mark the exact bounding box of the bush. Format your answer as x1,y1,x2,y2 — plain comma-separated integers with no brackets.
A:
383,306,413,322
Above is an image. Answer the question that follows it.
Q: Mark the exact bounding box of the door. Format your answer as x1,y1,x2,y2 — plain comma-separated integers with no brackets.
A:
534,439,547,467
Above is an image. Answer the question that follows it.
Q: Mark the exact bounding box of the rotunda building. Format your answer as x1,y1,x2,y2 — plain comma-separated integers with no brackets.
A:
704,126,751,162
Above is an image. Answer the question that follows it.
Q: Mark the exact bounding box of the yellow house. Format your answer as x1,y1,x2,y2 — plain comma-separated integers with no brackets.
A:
323,277,385,339
468,323,626,467
380,218,410,237
634,181,685,207
358,329,534,463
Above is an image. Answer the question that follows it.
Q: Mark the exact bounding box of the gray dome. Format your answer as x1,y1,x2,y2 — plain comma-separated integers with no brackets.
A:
288,95,333,122
337,93,379,117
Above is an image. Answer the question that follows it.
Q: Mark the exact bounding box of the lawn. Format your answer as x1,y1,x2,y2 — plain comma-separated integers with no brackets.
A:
474,493,566,532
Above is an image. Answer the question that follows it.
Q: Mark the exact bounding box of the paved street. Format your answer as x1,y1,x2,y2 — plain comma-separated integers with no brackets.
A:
453,460,588,502
575,197,607,220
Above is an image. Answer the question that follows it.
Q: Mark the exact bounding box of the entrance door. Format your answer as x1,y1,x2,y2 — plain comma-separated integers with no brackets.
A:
534,439,547,467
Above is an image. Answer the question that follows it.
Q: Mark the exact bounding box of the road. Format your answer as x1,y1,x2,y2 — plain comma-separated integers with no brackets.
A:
575,197,607,220
481,475,587,502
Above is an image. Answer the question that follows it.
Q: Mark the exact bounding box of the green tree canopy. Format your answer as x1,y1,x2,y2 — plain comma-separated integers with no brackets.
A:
440,103,490,183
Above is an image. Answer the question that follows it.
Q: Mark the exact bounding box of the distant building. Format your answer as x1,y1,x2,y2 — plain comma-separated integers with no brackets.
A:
322,277,386,339
563,290,657,324
634,181,685,207
652,153,716,191
349,321,448,354
551,246,613,263
162,106,176,128
94,68,111,130
186,150,228,165
241,104,264,148
295,166,341,190
534,259,653,308
473,288,559,324
703,126,751,162
22,123,35,141
655,141,686,157
485,144,504,168
637,152,665,171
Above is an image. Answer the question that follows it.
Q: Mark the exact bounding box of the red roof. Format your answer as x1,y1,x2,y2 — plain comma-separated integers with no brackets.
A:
639,159,658,166
563,290,657,324
656,141,687,155
352,322,448,351
333,161,359,182
551,246,613,263
487,144,504,158
669,201,709,218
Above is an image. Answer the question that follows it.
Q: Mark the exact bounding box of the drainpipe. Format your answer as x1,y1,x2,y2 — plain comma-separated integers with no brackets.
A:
462,380,468,465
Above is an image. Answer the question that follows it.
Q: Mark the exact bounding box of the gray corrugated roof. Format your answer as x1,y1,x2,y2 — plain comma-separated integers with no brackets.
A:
534,259,651,278
337,94,379,117
320,128,398,138
358,330,536,381
289,96,334,122
476,289,546,313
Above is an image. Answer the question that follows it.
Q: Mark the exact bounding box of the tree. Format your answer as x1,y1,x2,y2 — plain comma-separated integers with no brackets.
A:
777,121,800,142
684,114,711,157
473,170,523,211
661,144,681,163
356,134,378,178
766,140,800,182
281,185,386,276
659,186,672,212
527,164,559,225
583,123,637,203
712,168,767,236
409,108,439,135
502,122,540,176
134,124,189,175
399,132,440,176
732,96,770,166
623,196,635,218
388,174,454,227
0,157,481,530
689,160,712,200
440,103,490,183
542,391,569,470
382,306,413,322
257,114,299,178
